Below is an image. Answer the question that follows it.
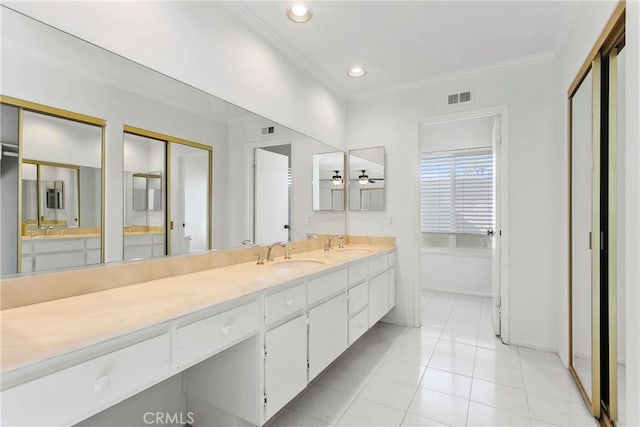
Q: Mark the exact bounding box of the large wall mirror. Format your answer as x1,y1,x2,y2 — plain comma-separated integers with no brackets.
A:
0,5,346,276
0,99,104,277
348,147,385,211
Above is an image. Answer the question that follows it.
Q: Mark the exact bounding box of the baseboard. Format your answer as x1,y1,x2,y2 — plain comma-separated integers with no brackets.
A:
508,339,560,355
422,286,491,298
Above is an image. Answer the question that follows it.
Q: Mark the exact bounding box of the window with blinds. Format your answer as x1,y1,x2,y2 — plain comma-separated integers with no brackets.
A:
421,149,495,236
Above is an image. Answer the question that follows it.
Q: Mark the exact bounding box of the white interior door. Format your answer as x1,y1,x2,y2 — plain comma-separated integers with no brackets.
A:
255,148,289,244
491,116,502,335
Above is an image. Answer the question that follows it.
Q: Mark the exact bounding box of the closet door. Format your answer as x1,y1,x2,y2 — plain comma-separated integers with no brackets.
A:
570,55,601,417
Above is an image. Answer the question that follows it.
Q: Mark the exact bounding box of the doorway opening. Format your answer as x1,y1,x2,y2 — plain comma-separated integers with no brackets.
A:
418,107,509,342
252,143,292,245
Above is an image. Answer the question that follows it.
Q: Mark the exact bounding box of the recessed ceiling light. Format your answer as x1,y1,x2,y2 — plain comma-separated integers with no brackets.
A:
287,5,312,23
347,67,367,78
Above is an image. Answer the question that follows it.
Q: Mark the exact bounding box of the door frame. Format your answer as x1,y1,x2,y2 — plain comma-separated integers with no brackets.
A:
244,139,293,244
417,105,510,342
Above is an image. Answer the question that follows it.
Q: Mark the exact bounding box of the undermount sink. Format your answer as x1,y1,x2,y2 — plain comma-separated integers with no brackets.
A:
270,259,326,269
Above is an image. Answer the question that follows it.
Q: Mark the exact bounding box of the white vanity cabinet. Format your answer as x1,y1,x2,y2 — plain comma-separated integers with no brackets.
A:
308,293,348,380
1,334,171,426
20,236,101,273
2,248,396,427
369,270,389,327
264,315,308,419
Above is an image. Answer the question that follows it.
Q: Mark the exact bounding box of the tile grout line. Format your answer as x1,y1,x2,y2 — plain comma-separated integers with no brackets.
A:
333,324,410,426
464,295,484,426
399,292,459,427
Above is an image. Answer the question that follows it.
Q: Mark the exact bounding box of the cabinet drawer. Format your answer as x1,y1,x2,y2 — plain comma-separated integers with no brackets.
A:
368,255,388,277
1,334,170,426
124,235,152,246
36,238,84,253
265,283,306,325
307,268,347,305
177,301,259,368
152,234,165,244
86,238,101,249
348,282,368,316
348,261,368,286
349,308,368,346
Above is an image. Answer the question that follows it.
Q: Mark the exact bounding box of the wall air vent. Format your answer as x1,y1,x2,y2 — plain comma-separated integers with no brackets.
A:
448,91,472,106
261,126,275,136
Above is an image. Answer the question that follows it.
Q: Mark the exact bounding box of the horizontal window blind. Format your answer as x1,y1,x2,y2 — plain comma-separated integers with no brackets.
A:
421,149,494,235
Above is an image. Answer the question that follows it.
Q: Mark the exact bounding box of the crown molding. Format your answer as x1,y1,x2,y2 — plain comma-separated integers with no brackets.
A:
221,2,347,100
348,51,558,102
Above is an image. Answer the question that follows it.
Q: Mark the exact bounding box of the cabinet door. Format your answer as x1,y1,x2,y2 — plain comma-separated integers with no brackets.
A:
308,293,347,380
264,315,308,420
388,268,396,309
369,271,389,327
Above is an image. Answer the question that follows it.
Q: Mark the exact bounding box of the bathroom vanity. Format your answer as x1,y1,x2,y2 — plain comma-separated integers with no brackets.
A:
0,241,396,426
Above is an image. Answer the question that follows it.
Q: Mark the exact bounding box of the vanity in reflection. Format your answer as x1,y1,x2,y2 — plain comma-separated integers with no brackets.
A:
0,5,394,427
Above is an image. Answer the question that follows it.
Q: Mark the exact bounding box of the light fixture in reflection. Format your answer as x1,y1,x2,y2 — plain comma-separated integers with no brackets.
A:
358,170,369,185
331,170,343,186
347,67,367,78
287,5,312,23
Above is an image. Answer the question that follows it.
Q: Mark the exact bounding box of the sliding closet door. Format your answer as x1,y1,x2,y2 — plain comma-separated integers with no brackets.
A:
570,55,601,417
607,45,625,423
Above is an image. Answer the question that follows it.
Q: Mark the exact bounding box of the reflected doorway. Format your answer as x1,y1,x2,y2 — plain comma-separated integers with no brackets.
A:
254,144,291,245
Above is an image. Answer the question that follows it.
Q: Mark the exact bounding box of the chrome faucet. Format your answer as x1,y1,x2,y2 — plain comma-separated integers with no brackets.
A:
45,226,54,236
324,235,344,251
267,242,287,261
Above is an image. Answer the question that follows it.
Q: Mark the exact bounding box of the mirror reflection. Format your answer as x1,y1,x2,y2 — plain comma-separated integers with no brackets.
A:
123,132,166,261
17,109,103,274
0,6,346,277
349,147,385,211
571,68,594,401
312,152,345,212
170,143,211,254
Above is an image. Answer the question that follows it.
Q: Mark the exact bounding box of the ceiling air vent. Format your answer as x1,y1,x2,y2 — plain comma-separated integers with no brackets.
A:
448,94,459,105
261,126,275,136
459,91,472,103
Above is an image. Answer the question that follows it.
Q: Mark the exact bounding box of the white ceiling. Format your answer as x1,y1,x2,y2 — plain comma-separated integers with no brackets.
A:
238,1,579,97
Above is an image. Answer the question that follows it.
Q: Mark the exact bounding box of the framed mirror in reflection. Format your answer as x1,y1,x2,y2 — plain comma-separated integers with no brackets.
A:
312,152,345,212
348,147,385,211
0,101,104,277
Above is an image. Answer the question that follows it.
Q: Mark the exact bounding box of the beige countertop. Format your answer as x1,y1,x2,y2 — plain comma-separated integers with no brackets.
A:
22,233,101,240
0,244,393,374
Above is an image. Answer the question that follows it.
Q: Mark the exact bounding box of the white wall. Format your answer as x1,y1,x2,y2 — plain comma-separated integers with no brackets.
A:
347,59,563,346
421,251,491,297
1,9,230,259
3,1,347,150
